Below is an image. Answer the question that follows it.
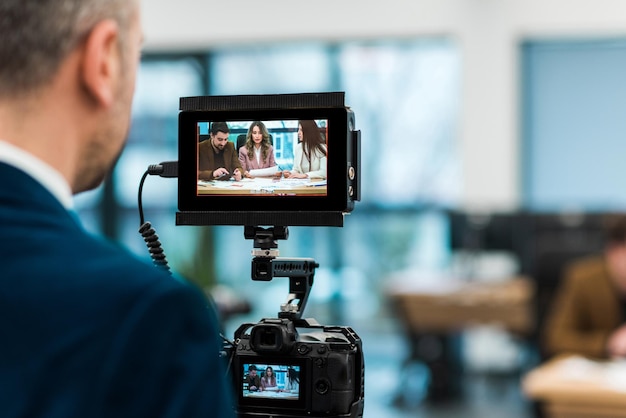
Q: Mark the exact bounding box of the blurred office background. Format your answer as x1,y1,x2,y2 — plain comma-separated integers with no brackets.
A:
75,1,626,416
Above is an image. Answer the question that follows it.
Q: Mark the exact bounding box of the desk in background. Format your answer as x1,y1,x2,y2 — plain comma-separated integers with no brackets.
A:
387,277,534,334
386,276,534,402
522,355,626,418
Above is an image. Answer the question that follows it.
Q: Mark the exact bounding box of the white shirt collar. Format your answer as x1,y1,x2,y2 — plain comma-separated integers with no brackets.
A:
0,140,73,209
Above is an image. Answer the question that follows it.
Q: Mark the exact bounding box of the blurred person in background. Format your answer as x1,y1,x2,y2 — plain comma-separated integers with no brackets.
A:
543,214,626,359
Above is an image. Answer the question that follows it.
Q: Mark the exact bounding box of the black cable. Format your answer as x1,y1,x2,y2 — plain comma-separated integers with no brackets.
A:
220,334,236,377
138,222,171,274
137,161,178,275
138,170,150,226
138,162,233,380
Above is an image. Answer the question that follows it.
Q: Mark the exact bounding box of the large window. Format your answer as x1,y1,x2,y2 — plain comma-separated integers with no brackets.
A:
522,39,626,210
339,41,461,207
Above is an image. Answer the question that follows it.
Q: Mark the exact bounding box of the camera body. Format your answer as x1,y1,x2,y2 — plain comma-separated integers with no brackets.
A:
228,318,364,418
223,250,364,418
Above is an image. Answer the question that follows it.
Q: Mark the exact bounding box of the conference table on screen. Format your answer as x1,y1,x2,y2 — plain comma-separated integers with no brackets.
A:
243,390,298,400
198,177,327,196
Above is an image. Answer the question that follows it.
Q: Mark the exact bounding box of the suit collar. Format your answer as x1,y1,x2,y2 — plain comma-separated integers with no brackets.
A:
0,162,71,218
0,141,73,209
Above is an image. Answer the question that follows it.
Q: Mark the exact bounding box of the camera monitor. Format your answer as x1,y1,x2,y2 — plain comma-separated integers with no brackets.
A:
177,93,360,227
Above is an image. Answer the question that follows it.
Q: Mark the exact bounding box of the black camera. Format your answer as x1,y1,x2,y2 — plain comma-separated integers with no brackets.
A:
172,92,364,417
231,319,364,418
224,226,364,418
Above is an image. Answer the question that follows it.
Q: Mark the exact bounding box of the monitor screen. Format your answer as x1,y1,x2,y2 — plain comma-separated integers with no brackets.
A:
197,119,327,198
240,363,302,402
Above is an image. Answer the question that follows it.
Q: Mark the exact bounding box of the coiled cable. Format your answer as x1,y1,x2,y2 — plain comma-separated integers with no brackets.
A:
138,221,171,274
137,161,178,275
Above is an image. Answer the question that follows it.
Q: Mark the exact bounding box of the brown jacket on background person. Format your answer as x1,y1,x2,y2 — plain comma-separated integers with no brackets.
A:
542,255,623,359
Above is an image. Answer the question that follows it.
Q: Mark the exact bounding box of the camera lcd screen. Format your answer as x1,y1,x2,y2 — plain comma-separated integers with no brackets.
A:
196,119,327,197
240,362,302,403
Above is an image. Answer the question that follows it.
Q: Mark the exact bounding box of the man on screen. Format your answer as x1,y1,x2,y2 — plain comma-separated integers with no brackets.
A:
244,365,261,392
198,121,243,181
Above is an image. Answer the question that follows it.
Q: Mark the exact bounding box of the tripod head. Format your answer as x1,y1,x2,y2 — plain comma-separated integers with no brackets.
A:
244,226,318,322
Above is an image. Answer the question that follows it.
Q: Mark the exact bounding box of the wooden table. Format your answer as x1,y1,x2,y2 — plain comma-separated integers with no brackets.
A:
522,355,626,418
386,276,534,401
386,276,534,335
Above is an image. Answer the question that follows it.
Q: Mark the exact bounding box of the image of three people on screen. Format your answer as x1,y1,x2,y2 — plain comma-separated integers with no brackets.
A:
243,365,300,394
198,120,327,181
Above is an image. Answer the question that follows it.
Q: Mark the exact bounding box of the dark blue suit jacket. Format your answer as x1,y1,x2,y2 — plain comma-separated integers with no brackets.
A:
0,163,234,418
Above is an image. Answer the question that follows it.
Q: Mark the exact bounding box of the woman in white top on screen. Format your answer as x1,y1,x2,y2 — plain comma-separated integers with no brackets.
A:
238,121,278,178
283,368,300,393
283,120,327,179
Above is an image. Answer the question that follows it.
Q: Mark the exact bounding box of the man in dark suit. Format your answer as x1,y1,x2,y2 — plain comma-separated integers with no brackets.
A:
0,1,234,417
198,122,244,181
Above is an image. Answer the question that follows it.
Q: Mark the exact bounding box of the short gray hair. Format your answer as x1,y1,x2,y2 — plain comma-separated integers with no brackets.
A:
0,0,136,97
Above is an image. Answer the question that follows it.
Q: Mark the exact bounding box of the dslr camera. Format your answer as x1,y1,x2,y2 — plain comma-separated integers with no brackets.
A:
227,226,364,418
175,92,364,417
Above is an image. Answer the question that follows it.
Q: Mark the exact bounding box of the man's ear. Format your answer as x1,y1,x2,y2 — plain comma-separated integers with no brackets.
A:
80,19,120,108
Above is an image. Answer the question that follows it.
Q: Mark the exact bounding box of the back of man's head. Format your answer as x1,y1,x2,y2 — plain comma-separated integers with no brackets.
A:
0,0,135,98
